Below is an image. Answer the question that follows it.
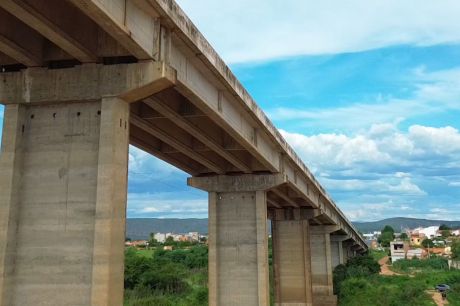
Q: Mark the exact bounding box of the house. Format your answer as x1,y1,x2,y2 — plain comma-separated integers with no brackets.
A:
407,248,425,259
418,226,440,239
125,240,148,248
452,229,460,236
390,241,409,262
430,247,449,256
410,234,423,246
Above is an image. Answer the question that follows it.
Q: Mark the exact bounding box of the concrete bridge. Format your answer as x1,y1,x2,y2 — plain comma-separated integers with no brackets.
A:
0,1,367,305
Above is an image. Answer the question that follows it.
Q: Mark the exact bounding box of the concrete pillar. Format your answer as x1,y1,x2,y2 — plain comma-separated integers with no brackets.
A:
330,236,350,269
342,241,357,263
271,208,313,306
188,174,286,306
330,241,343,270
310,225,338,306
0,97,129,306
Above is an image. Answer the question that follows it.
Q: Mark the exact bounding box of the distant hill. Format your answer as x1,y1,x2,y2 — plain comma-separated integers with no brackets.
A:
126,217,460,240
127,218,208,240
354,217,460,233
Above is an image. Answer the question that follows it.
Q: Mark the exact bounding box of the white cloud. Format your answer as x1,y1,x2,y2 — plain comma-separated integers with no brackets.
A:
280,123,460,220
177,0,460,63
321,175,426,196
128,145,184,182
409,125,460,155
281,123,460,172
127,192,208,218
268,67,460,131
388,177,426,196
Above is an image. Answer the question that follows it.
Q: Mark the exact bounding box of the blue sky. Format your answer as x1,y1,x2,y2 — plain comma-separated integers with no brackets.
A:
2,0,460,221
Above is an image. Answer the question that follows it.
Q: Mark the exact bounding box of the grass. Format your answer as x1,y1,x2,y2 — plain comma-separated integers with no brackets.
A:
135,249,155,258
124,247,208,306
370,249,388,262
337,252,460,306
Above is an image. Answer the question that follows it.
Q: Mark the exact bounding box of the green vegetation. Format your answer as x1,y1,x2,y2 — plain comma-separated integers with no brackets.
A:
391,257,448,273
124,246,208,306
421,238,435,248
334,251,460,306
452,239,460,259
378,225,395,247
400,232,408,240
440,224,451,231
369,249,387,262
124,242,460,306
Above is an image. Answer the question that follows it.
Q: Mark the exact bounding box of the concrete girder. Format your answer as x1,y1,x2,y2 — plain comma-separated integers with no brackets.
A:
0,61,176,104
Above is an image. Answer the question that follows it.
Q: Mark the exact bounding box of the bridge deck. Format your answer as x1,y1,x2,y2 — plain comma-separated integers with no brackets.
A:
0,0,366,250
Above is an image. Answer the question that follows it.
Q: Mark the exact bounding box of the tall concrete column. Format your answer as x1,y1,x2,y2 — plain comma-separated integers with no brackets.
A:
310,225,338,306
330,236,350,269
0,97,129,306
188,174,286,306
271,208,313,306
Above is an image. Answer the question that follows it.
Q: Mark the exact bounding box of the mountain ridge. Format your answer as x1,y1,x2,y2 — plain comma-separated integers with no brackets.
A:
126,217,460,240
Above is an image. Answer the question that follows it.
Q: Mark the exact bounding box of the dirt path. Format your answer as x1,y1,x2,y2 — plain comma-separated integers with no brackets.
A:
426,290,449,306
379,256,400,276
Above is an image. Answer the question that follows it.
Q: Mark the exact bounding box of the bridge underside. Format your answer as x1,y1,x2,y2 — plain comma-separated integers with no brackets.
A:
0,1,367,306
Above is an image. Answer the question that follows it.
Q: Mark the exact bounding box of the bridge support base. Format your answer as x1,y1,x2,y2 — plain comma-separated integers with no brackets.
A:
310,226,338,306
0,98,129,306
189,175,286,306
271,208,313,306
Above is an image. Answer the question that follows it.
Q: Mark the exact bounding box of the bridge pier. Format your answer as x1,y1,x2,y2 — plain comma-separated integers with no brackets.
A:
271,208,313,306
330,235,350,269
0,98,129,306
310,225,338,306
189,174,286,306
0,62,174,306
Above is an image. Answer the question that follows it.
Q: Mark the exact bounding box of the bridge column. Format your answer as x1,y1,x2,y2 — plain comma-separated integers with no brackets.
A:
271,208,313,306
0,97,130,306
310,225,338,306
342,241,356,263
330,236,350,269
188,174,286,306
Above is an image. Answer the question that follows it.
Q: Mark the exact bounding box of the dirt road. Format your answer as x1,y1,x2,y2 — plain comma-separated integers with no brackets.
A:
426,289,449,306
379,256,400,276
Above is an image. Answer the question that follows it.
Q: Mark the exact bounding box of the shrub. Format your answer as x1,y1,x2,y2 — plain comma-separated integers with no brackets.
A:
333,254,380,296
392,257,448,273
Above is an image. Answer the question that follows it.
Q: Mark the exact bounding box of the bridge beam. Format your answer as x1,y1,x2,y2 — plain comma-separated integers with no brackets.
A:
188,174,286,306
309,225,339,306
270,208,315,306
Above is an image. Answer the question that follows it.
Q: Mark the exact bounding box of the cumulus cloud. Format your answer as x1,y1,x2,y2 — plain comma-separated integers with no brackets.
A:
129,145,182,179
127,192,207,218
177,0,460,63
281,123,460,220
281,123,460,172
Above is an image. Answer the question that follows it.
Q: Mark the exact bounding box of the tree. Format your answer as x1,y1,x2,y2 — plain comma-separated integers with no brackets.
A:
452,240,460,259
439,224,451,231
382,225,395,235
378,226,395,247
164,236,175,246
148,232,158,247
421,238,434,248
441,230,451,238
400,233,408,240
378,231,394,247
